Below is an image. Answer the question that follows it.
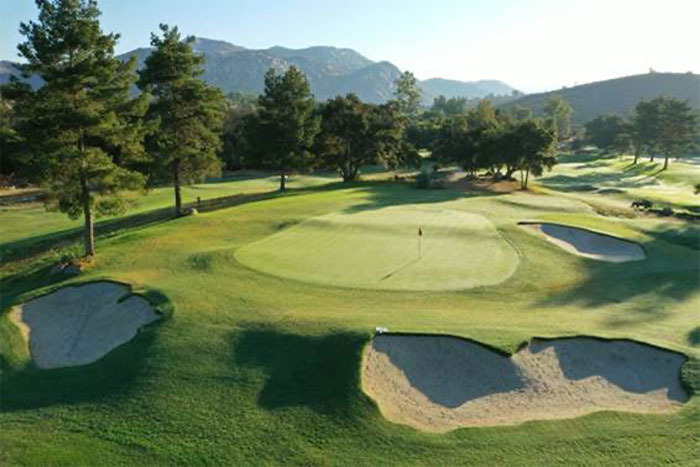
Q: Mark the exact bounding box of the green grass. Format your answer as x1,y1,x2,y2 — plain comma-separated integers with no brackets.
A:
0,173,333,257
1,166,698,465
236,204,518,291
537,154,700,212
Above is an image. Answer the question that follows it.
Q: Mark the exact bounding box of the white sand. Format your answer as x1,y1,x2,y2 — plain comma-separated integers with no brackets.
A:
521,222,646,262
10,281,160,369
362,335,687,432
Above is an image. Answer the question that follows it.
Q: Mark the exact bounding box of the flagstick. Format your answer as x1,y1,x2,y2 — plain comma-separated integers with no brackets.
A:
418,229,422,259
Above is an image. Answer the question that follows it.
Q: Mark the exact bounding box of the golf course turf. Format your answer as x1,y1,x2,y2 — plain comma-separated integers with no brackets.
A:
1,157,699,465
236,205,519,291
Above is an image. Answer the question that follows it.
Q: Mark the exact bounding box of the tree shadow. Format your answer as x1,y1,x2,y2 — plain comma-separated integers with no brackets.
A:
371,335,525,408
535,226,699,320
539,171,659,192
231,326,367,415
557,152,616,164
529,337,689,402
339,181,499,215
0,183,346,263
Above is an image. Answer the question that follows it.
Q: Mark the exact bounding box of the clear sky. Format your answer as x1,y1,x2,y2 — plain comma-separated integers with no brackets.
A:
1,0,698,92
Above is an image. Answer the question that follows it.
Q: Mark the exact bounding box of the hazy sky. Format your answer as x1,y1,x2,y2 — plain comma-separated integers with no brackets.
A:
1,0,698,92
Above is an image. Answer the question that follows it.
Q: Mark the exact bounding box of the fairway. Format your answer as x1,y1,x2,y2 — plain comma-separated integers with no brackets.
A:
235,204,520,291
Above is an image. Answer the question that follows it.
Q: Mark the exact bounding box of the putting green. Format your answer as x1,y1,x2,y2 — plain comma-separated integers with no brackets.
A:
235,205,520,291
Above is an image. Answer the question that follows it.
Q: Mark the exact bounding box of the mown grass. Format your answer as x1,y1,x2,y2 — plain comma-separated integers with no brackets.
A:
537,153,700,212
0,168,698,465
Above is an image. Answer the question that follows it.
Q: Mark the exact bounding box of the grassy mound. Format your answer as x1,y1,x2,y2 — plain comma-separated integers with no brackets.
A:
236,205,519,291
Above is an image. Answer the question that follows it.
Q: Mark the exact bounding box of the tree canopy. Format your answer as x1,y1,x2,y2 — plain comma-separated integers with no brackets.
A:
138,24,226,215
247,66,320,190
544,95,573,140
7,0,148,256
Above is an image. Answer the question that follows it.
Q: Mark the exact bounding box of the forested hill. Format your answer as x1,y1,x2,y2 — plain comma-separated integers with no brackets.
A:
501,72,700,123
0,38,515,104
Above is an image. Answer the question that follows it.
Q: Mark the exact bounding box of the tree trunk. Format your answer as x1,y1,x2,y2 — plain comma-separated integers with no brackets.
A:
81,175,95,257
650,154,655,162
279,171,286,191
173,160,183,216
663,156,669,170
633,147,639,164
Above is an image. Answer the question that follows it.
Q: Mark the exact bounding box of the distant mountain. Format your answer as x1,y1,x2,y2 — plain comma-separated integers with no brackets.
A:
0,38,515,104
420,77,518,103
0,60,42,89
501,72,700,124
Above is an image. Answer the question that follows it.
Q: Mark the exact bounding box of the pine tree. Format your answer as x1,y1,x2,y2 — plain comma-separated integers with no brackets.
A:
394,71,422,116
250,67,320,191
138,24,225,215
12,0,148,257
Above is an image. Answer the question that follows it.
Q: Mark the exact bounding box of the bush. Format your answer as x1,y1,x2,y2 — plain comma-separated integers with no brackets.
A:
415,170,443,190
415,170,431,189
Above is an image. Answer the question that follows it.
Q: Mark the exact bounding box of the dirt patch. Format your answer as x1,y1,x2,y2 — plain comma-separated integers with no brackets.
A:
9,281,160,369
520,222,646,262
444,172,519,193
362,334,688,432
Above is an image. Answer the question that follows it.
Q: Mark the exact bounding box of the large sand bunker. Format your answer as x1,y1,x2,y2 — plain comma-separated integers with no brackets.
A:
9,281,160,369
520,222,646,262
362,334,688,432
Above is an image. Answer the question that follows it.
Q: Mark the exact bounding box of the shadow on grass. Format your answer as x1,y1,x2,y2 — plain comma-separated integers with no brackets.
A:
539,171,660,192
0,182,351,263
231,326,367,415
688,327,700,347
339,180,498,214
557,152,616,164
536,227,699,320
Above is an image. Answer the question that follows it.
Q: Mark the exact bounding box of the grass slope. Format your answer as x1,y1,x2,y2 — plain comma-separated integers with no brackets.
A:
1,171,698,465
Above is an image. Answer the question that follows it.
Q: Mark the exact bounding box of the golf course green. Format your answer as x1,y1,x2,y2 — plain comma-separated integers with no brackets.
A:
1,156,698,465
236,205,518,290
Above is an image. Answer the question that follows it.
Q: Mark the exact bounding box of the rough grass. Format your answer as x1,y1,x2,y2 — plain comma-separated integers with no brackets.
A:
1,168,698,465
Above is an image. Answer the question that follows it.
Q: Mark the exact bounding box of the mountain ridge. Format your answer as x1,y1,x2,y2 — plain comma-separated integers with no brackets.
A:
501,72,700,123
0,37,516,103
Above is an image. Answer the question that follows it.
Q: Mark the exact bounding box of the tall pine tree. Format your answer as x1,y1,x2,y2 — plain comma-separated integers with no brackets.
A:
250,67,320,191
138,24,225,215
12,0,148,256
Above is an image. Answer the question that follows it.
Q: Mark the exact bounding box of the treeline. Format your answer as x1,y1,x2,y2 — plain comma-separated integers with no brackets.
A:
584,96,698,169
0,1,426,256
223,69,421,186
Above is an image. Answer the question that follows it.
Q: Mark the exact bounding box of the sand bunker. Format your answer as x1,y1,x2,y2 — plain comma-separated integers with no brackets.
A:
9,281,160,369
520,222,645,262
362,334,688,432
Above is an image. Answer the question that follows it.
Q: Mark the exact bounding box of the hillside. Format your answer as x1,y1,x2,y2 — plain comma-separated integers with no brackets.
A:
502,72,700,124
421,77,520,102
0,38,515,104
0,61,43,89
